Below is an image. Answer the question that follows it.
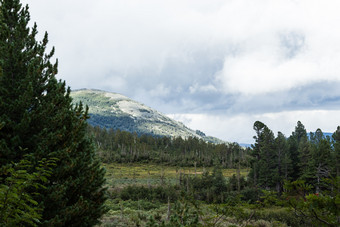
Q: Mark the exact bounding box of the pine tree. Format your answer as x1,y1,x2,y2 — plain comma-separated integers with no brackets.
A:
250,121,278,189
288,121,307,180
297,135,311,179
275,131,290,193
0,154,56,226
0,0,107,225
293,121,307,144
249,121,266,186
332,126,340,177
306,129,332,193
257,125,276,189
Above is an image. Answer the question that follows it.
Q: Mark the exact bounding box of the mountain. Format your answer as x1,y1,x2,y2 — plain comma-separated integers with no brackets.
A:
322,132,333,138
239,143,252,148
71,89,225,144
308,132,334,140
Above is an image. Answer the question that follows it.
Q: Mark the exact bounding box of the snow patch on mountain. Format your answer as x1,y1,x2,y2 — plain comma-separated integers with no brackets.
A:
71,89,226,144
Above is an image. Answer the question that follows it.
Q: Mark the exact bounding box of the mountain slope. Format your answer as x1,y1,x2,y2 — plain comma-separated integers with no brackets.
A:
71,89,225,144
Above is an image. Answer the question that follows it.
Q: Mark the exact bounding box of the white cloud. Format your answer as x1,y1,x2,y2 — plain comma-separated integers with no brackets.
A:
24,0,340,95
21,0,340,142
169,110,340,144
189,83,217,94
213,0,340,95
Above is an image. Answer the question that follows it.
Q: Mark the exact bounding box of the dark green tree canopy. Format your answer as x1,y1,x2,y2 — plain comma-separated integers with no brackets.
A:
292,121,307,143
0,0,107,225
250,120,339,197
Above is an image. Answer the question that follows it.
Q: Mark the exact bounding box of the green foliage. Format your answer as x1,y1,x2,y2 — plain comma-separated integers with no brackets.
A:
202,196,247,226
283,177,340,226
100,120,340,226
228,174,247,192
99,160,312,227
250,121,285,190
0,0,107,225
250,121,339,194
332,126,340,177
251,207,304,227
259,190,279,207
240,187,261,204
180,166,229,204
0,156,56,226
89,125,250,169
106,199,162,212
117,185,178,203
167,199,200,227
248,121,340,225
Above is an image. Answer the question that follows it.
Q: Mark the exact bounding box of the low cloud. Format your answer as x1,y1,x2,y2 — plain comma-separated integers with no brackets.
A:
169,110,340,144
23,0,340,142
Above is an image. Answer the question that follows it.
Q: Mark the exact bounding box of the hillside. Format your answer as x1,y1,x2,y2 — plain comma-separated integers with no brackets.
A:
71,89,225,144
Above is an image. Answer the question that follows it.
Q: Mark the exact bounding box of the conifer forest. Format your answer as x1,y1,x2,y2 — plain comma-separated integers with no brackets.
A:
0,0,339,226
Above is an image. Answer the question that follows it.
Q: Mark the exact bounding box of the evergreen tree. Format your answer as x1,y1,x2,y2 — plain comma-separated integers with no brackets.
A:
210,165,227,202
332,126,340,177
305,129,332,192
275,131,289,193
249,121,266,186
0,0,107,225
297,135,311,180
257,125,277,189
0,155,56,226
293,121,307,144
250,121,278,189
288,121,307,180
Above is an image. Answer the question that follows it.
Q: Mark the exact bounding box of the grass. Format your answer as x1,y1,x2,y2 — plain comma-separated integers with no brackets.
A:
99,163,300,227
103,163,249,187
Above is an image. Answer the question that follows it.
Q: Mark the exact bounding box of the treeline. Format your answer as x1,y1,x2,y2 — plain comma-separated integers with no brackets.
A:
246,121,340,226
249,120,340,194
88,125,250,168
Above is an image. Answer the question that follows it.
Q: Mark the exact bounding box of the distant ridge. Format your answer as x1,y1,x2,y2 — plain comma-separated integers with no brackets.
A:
71,89,226,144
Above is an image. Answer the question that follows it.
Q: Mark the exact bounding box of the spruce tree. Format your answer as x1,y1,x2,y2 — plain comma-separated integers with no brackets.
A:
257,125,276,189
308,129,332,193
0,0,107,225
288,121,307,180
297,135,311,179
250,121,278,189
332,126,340,177
249,121,266,186
275,131,289,193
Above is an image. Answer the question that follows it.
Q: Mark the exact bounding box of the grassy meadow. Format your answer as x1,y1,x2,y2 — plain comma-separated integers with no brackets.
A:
99,164,299,227
103,163,249,187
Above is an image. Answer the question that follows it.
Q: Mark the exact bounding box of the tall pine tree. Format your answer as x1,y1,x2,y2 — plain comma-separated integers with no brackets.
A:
288,121,307,180
275,131,290,193
332,126,340,178
0,0,107,225
250,121,278,190
249,121,266,186
308,129,332,193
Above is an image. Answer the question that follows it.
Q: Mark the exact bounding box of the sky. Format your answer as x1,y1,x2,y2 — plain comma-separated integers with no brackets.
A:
23,0,340,144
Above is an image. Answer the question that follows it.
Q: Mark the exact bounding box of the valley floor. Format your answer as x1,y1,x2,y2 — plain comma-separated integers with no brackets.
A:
99,163,304,227
104,163,249,187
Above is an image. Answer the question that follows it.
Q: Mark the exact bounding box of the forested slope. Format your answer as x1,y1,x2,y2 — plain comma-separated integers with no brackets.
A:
71,89,225,144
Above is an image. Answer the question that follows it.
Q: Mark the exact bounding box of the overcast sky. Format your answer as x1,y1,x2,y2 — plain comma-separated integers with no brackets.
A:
23,0,340,144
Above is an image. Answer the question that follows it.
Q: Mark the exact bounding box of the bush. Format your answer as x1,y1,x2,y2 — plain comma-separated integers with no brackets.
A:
0,157,56,226
252,208,305,227
119,185,178,203
240,187,262,203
